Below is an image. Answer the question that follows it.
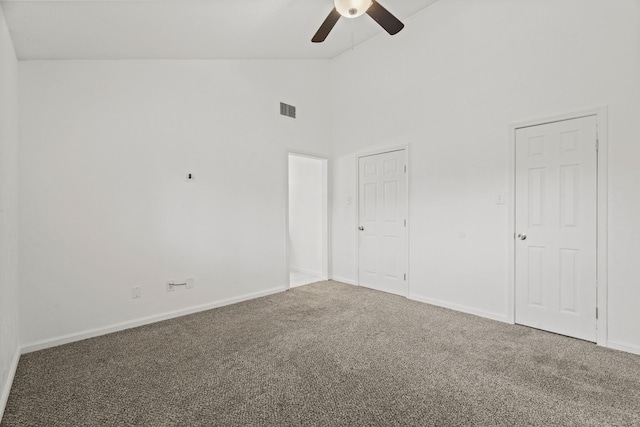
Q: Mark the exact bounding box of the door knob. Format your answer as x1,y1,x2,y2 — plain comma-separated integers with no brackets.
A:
358,226,365,231
517,233,527,240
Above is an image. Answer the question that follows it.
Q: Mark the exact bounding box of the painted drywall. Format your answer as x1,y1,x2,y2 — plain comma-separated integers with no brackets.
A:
288,155,323,277
330,0,640,351
0,5,20,419
18,60,332,347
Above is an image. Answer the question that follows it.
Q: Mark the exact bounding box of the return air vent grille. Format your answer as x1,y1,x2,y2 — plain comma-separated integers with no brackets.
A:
280,102,296,119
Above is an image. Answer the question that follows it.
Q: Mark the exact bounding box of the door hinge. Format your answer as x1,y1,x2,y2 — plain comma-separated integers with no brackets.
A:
596,138,599,152
404,165,407,173
404,219,407,227
596,307,599,319
403,273,406,281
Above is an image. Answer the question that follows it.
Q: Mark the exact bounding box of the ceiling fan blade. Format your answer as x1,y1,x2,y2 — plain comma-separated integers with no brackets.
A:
312,8,341,43
366,1,404,35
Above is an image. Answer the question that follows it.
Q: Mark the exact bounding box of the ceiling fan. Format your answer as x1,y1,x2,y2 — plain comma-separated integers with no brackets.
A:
312,0,404,43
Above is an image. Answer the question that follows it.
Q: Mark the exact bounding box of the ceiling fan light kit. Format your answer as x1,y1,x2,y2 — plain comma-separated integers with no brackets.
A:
312,0,405,43
334,0,372,18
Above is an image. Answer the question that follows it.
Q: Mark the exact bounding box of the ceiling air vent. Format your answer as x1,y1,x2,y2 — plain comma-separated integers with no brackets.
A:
280,102,296,119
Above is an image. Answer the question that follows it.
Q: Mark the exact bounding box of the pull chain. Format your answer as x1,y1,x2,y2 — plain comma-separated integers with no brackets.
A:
350,19,355,50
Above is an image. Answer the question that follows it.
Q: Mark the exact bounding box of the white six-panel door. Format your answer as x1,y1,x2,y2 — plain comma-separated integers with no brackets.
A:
358,150,408,296
515,116,598,342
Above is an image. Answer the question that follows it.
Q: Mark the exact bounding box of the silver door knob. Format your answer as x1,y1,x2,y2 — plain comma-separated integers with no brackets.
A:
358,226,365,231
517,233,527,240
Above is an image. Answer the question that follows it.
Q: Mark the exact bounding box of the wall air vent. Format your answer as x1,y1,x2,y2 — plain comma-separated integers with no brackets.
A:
280,102,296,119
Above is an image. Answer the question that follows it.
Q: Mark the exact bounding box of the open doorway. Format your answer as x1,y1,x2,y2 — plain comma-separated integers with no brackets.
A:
287,153,328,288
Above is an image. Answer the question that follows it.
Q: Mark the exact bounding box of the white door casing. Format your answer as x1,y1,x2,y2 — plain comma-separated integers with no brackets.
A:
357,149,408,296
515,115,598,342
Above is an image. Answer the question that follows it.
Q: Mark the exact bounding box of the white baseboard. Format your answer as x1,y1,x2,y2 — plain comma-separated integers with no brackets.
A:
409,293,509,323
607,340,640,356
0,348,20,423
21,286,287,354
411,295,639,356
331,276,356,285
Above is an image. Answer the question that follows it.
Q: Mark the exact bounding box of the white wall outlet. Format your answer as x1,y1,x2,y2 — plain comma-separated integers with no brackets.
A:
186,277,194,289
167,281,176,292
495,192,506,205
132,286,141,299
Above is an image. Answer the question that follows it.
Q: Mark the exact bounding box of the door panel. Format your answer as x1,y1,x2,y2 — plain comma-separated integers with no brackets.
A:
515,116,597,342
358,150,407,296
526,246,544,306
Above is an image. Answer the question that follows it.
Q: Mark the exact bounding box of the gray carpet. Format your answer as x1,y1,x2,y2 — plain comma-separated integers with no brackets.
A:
3,281,640,426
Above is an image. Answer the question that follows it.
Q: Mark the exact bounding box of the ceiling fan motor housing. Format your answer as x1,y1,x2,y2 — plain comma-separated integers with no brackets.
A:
313,0,403,43
334,0,373,18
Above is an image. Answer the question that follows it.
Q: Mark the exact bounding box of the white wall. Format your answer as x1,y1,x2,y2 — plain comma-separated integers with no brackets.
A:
0,5,20,419
330,0,640,351
288,154,323,277
19,60,332,348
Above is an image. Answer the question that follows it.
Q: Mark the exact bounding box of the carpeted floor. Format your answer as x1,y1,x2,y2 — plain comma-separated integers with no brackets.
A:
2,281,640,426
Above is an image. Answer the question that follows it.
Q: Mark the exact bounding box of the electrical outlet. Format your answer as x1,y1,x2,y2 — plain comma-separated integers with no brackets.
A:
167,281,176,292
186,277,194,289
132,286,141,299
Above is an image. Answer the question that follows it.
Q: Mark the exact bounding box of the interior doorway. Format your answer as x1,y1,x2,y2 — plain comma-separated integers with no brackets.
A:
512,114,600,342
357,148,408,296
287,153,328,288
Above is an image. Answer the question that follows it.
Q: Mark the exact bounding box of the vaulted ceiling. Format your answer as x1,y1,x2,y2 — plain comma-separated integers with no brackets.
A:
0,0,439,60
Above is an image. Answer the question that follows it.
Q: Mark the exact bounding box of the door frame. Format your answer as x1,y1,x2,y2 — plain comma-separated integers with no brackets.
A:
355,144,410,297
507,107,608,346
285,152,330,289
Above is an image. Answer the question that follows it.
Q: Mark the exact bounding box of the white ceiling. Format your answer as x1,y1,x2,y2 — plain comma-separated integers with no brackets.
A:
0,0,439,60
